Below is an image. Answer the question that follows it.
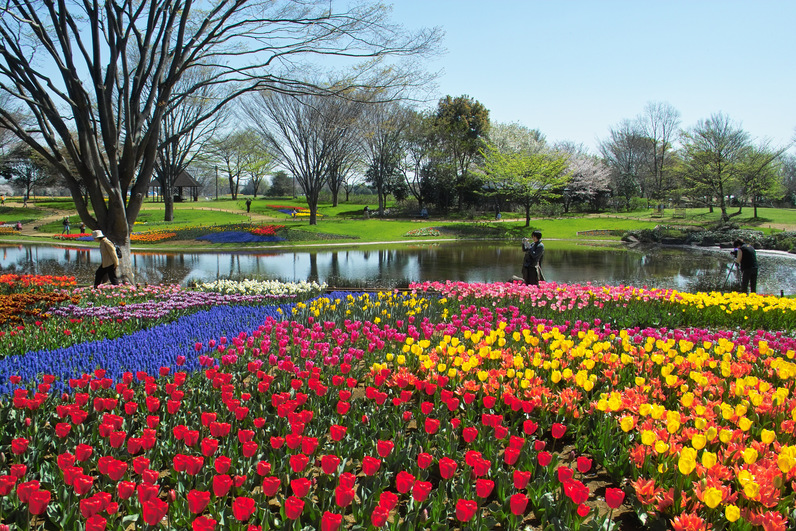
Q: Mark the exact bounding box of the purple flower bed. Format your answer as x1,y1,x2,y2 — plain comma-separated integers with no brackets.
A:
48,291,296,321
196,231,285,244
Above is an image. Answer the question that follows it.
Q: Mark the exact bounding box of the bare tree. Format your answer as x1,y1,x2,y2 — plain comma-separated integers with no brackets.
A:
244,89,364,224
637,102,681,201
0,0,441,278
399,109,435,210
599,120,647,210
737,141,789,217
156,68,223,221
362,103,411,214
0,144,57,200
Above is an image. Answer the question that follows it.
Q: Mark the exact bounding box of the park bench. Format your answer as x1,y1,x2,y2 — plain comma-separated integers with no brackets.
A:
672,208,686,219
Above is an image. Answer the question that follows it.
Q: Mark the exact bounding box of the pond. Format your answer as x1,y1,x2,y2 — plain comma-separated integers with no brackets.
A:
2,241,795,295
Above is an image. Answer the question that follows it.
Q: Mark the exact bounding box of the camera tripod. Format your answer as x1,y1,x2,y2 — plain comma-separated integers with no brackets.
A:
722,262,736,290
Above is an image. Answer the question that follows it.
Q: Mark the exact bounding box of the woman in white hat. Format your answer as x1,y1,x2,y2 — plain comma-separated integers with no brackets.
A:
92,230,120,288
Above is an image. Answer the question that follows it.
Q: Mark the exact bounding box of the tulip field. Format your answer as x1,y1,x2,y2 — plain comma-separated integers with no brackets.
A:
1,274,795,530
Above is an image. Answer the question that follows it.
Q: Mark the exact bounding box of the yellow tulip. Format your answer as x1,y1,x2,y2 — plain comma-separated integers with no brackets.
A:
725,505,740,522
743,481,760,499
742,447,758,464
691,433,707,450
641,430,657,446
677,447,697,475
620,416,635,432
703,487,723,509
701,451,717,469
655,440,669,455
760,429,776,445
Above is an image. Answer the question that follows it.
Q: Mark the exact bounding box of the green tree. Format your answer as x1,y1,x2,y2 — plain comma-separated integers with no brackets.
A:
679,113,750,221
267,170,293,198
434,95,490,211
480,144,570,227
736,143,788,218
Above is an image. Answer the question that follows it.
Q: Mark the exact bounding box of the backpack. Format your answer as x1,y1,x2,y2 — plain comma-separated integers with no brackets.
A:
114,244,122,259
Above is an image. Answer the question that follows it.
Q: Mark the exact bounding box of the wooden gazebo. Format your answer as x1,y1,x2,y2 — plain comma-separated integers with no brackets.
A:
149,170,200,202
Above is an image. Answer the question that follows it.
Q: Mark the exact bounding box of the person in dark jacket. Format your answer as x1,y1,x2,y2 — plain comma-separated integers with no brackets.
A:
521,230,545,285
733,238,758,294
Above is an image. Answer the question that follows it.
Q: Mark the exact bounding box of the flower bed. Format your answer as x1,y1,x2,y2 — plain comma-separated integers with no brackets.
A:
404,227,441,237
0,281,794,530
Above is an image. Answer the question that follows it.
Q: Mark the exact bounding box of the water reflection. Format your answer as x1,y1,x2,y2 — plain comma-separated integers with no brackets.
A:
1,241,795,295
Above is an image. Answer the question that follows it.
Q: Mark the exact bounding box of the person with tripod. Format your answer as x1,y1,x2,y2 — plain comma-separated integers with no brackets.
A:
732,238,758,294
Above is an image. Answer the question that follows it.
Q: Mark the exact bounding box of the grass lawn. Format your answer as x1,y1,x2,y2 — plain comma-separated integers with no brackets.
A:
4,197,796,248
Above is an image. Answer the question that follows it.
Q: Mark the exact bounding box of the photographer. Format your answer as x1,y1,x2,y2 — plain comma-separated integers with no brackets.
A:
732,238,758,294
521,230,545,286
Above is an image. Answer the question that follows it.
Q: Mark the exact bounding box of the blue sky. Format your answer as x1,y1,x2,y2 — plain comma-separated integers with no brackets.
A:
389,0,795,154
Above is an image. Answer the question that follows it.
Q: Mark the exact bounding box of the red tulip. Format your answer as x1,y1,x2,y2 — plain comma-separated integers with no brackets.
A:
376,440,394,458
16,480,40,503
285,433,303,450
201,438,219,456
9,464,26,479
508,435,526,450
551,423,567,439
336,401,350,415
475,478,494,498
605,487,625,509
269,436,285,449
513,470,531,489
523,419,538,435
137,483,159,503
212,475,233,497
192,515,217,531
232,497,256,521
289,454,309,473
395,471,415,494
55,422,72,438
420,401,433,415
261,476,281,497
472,457,491,477
301,437,318,455
577,503,590,517
483,395,496,408
133,456,151,475
494,425,509,439
334,485,355,507
117,481,136,500
209,422,231,438
80,497,104,518
371,505,389,528
291,478,311,498
455,499,478,522
11,438,29,455
504,447,520,466
379,490,399,510
321,511,343,531
462,427,478,443
329,424,347,441
187,490,211,514
510,492,529,515
339,472,356,490
256,461,272,476
75,444,93,461
417,452,434,470
214,456,232,474
74,474,95,496
557,466,574,483
576,456,592,474
538,451,552,467
412,481,433,502
142,498,169,525
284,495,304,520
107,460,127,481
439,457,457,479
321,454,341,475
0,476,17,496
563,479,589,505
85,515,107,531
424,418,440,434
362,456,382,476
28,489,51,515
534,439,546,451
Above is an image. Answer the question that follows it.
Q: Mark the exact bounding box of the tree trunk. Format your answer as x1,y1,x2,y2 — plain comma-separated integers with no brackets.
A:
525,204,531,227
164,184,175,222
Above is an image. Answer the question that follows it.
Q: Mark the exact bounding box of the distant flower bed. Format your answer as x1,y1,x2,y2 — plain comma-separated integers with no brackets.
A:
267,204,308,212
196,231,285,244
0,226,15,235
0,274,76,292
131,231,177,243
194,279,326,297
52,233,92,241
404,227,441,237
250,225,286,236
